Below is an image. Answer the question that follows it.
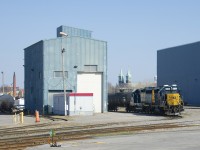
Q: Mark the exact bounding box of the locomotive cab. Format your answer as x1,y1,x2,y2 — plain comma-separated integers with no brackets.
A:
158,84,184,115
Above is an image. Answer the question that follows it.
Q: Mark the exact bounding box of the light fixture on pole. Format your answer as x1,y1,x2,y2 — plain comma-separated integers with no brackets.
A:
60,32,68,115
60,32,67,36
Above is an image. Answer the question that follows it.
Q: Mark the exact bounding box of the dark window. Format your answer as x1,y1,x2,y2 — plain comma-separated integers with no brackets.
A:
54,71,68,78
84,65,97,72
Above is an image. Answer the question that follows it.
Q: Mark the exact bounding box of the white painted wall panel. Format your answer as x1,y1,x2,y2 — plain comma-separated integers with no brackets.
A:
53,93,93,116
69,94,93,115
77,73,102,113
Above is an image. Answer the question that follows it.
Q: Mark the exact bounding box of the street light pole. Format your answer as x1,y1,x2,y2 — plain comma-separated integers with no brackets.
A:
60,32,68,115
1,72,4,94
73,65,78,114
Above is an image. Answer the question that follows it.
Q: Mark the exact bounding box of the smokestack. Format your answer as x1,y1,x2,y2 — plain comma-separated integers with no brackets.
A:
13,72,16,98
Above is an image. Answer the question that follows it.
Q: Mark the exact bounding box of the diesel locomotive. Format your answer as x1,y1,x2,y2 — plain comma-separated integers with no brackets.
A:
126,84,184,115
108,84,184,115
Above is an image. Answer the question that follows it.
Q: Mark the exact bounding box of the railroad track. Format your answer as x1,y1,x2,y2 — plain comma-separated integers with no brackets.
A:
0,120,186,138
0,122,128,138
0,121,197,150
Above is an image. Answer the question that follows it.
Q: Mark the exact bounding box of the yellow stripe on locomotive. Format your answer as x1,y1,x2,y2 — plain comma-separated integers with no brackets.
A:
166,93,181,106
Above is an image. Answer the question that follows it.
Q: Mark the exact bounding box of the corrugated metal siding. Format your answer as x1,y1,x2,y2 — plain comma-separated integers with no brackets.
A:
157,42,200,105
25,26,107,114
24,41,44,113
57,26,92,38
43,37,107,113
53,95,66,115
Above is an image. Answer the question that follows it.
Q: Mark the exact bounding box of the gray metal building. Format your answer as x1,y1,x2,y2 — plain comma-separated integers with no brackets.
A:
157,42,200,105
24,26,107,114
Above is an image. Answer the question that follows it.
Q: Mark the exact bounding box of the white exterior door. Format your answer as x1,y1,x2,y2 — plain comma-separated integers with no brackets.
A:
77,73,102,113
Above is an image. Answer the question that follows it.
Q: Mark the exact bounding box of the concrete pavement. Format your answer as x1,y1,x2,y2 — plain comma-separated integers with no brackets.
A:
27,127,200,150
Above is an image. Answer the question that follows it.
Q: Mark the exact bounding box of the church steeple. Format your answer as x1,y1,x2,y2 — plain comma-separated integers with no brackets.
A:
118,69,125,85
126,70,132,84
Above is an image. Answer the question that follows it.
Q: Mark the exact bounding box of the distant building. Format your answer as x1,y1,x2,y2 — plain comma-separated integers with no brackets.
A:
157,41,200,105
118,69,133,92
24,26,107,114
118,69,125,85
118,69,132,85
126,70,132,84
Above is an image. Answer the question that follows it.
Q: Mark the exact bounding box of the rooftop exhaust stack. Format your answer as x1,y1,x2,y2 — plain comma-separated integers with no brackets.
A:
13,72,16,98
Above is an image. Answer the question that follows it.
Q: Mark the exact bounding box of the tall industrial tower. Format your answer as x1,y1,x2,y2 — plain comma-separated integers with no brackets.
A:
13,72,16,98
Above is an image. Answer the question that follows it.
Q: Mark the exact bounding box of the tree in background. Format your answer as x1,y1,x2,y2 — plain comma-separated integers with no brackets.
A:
108,82,117,94
108,81,156,94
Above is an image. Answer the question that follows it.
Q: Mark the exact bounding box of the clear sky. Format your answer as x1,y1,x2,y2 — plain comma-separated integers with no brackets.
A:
1,0,200,88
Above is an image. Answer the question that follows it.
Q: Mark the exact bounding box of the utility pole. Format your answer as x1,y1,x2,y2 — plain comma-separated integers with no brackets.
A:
13,72,16,98
1,72,4,94
60,32,68,115
73,65,78,114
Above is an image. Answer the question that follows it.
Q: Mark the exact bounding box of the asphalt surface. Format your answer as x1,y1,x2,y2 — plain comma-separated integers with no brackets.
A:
0,113,50,127
27,127,200,150
1,107,200,150
26,107,200,150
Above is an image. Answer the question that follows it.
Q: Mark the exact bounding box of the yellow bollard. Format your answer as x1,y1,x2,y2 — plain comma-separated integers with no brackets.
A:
17,114,20,122
13,113,17,124
20,112,24,124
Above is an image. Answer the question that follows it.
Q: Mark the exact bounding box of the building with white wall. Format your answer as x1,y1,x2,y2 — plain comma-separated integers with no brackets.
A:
24,26,107,114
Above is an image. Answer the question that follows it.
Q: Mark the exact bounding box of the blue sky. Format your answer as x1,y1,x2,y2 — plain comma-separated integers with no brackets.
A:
1,0,200,88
